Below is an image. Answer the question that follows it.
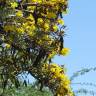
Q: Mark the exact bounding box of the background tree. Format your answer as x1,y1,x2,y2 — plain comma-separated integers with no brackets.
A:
70,66,96,96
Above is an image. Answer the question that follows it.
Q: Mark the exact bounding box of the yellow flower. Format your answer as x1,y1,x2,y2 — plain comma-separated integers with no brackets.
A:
37,0,42,3
5,44,11,48
37,18,44,24
44,23,49,31
37,40,42,45
22,23,28,28
17,27,24,34
53,25,58,31
51,63,59,68
60,48,70,56
48,51,56,59
16,11,23,17
64,79,70,85
31,0,42,3
27,27,36,36
57,19,64,25
59,74,64,79
27,14,34,21
27,6,36,12
30,25,36,31
51,0,57,2
47,12,56,18
50,68,56,72
31,0,37,2
28,31,34,36
42,35,49,40
11,2,18,8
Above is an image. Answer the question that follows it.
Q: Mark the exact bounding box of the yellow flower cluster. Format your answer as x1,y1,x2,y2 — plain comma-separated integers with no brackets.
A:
16,10,23,17
10,2,18,8
3,0,68,47
60,48,70,56
4,25,15,32
40,63,73,96
26,0,68,33
28,0,67,4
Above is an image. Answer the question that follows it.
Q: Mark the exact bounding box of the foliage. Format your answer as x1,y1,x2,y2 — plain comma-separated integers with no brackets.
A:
70,66,96,81
0,0,73,96
70,66,96,96
0,85,53,96
74,88,96,96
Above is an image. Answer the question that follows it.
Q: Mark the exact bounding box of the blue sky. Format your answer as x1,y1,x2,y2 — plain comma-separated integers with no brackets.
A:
53,0,96,95
54,0,96,75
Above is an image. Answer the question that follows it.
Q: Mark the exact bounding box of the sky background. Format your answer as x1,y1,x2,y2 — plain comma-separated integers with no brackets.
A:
53,0,96,95
26,0,96,95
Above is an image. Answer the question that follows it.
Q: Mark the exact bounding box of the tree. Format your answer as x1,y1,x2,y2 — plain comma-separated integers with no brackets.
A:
70,66,96,96
0,0,73,96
